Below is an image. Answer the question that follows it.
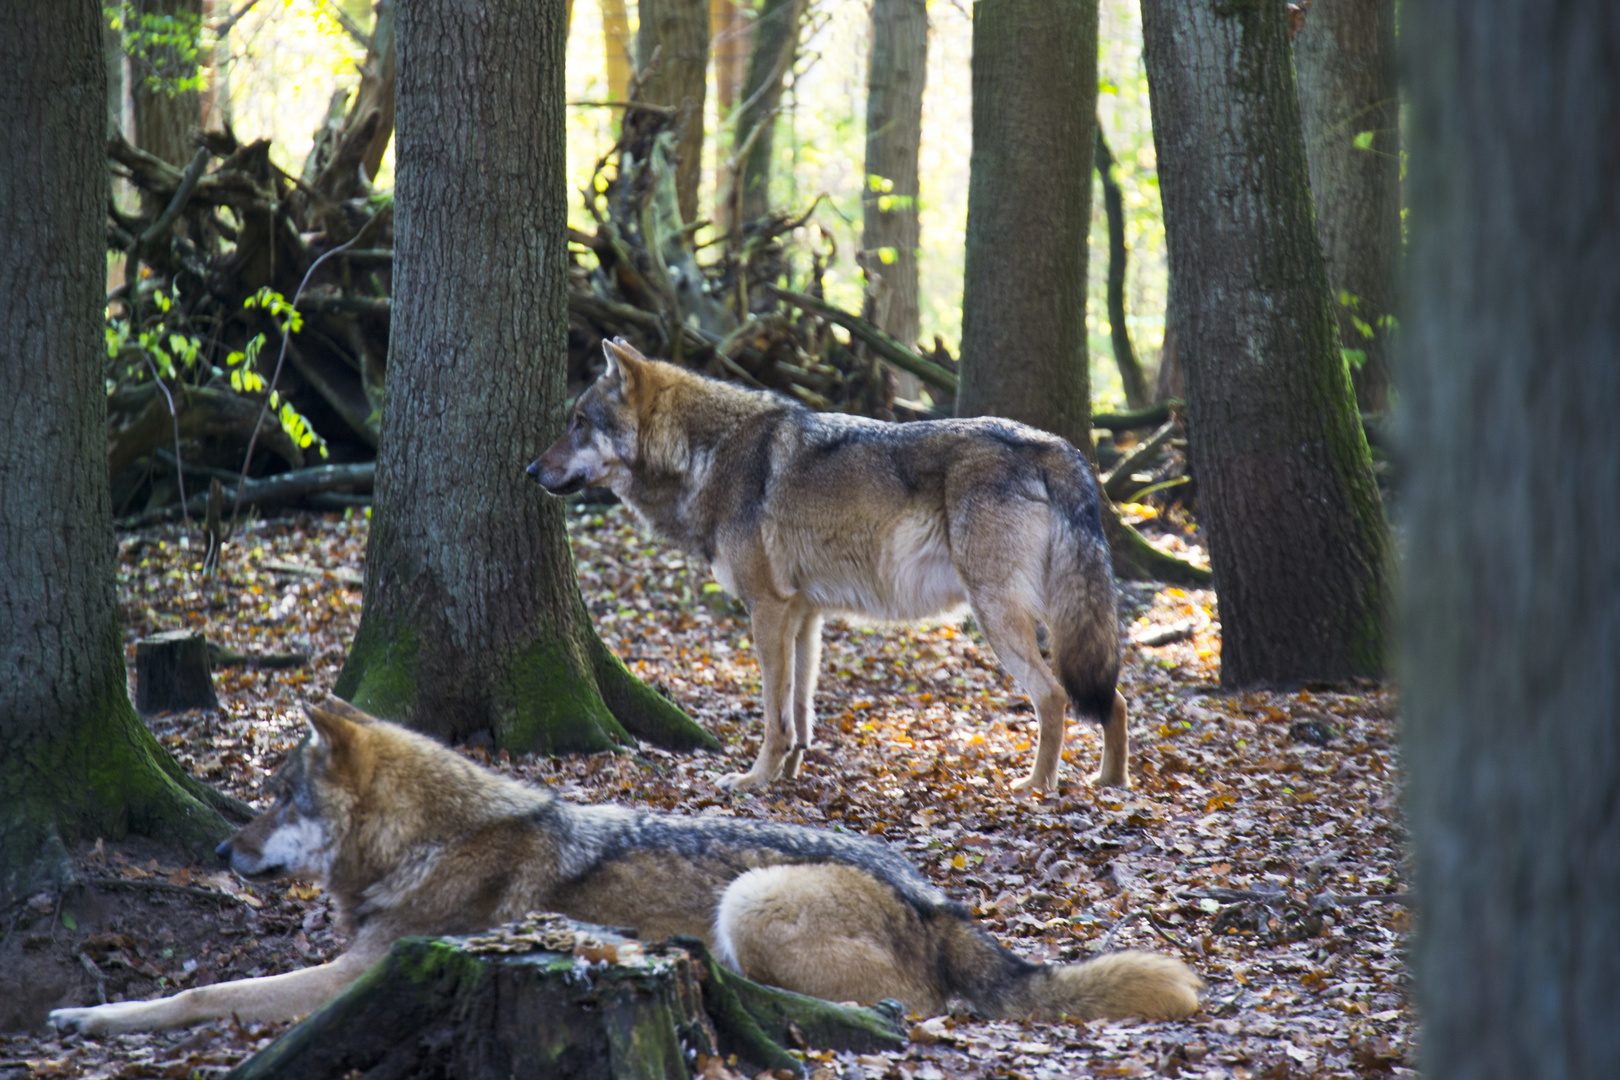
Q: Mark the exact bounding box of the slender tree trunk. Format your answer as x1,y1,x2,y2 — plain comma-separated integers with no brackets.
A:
130,0,203,167
335,0,713,755
1402,5,1620,1077
1093,122,1151,411
637,0,709,223
955,0,1097,454
862,0,927,357
603,0,633,103
0,0,239,904
709,0,751,229
1293,0,1399,414
734,0,804,224
348,0,397,182
1139,0,1389,686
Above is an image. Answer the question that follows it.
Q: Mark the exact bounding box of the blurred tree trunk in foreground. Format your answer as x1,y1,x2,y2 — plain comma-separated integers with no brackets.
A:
336,0,713,755
1294,0,1399,414
0,0,240,905
863,0,927,384
637,0,709,223
1402,3,1620,1076
1140,0,1389,685
956,0,1097,453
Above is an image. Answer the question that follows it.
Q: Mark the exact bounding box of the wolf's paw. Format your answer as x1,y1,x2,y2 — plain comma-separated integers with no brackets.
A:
780,747,806,779
50,1006,112,1036
716,769,771,792
1010,770,1058,795
1090,768,1129,789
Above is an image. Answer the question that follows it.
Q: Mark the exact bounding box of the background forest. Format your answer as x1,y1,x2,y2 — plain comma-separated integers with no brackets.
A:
2,0,1616,1078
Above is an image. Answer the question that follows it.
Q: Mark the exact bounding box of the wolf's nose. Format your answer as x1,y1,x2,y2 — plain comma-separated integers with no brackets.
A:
215,839,233,864
525,460,541,481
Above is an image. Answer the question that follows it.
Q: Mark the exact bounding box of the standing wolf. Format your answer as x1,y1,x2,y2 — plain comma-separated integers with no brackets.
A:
50,700,1199,1035
530,339,1129,793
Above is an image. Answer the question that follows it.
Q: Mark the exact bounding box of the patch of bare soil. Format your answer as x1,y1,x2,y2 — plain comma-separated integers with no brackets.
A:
2,506,1414,1080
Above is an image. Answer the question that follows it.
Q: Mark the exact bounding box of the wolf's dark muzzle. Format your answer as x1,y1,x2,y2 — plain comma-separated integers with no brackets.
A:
527,458,585,495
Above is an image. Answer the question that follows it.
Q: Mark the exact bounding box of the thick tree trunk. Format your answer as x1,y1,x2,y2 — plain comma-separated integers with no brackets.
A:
0,0,240,905
862,0,927,358
1293,0,1399,414
637,0,709,224
335,0,713,755
955,0,1097,454
1401,5,1620,1077
130,0,203,167
1094,122,1151,411
1140,0,1389,685
734,0,804,224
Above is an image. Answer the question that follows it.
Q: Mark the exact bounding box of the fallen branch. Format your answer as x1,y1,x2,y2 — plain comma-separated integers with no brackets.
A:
122,462,375,526
767,285,959,394
1093,399,1182,432
1102,417,1179,500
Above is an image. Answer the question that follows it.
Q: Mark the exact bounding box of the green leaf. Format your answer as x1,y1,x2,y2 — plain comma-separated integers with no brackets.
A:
1353,130,1376,151
61,910,77,931
1351,314,1375,340
1342,348,1367,371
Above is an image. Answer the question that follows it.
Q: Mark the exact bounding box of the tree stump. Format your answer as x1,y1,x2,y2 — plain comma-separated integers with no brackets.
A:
229,916,905,1080
135,630,219,714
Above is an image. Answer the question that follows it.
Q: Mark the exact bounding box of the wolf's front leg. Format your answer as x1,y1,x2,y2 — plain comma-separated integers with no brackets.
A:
49,947,379,1035
781,611,824,779
717,597,798,791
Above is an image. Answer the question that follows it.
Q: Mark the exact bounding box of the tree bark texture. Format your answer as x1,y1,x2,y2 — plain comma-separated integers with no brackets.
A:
131,0,203,167
1140,0,1390,685
335,0,713,755
1401,4,1620,1077
1094,123,1152,411
862,0,927,353
637,0,709,223
1293,0,1399,414
709,0,750,228
955,0,1098,453
735,0,805,223
0,0,238,904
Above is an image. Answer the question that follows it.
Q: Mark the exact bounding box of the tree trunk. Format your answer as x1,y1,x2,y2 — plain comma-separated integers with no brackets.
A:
0,0,240,905
1094,123,1152,412
232,925,904,1079
602,0,633,103
709,0,750,229
734,0,804,224
636,0,709,224
1293,0,1399,415
1139,0,1389,685
347,0,396,183
334,0,714,755
130,0,203,167
862,0,927,360
1401,4,1620,1077
955,0,1097,454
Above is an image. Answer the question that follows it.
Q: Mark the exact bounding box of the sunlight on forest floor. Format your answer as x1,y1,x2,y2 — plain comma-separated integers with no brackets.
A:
1,509,1411,1079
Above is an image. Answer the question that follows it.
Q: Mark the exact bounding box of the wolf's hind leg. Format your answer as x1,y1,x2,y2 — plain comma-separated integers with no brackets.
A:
967,597,1069,793
782,612,824,779
1095,690,1129,787
713,864,944,1014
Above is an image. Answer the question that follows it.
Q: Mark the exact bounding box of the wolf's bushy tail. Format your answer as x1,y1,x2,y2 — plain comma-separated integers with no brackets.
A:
938,914,1200,1021
1042,448,1121,723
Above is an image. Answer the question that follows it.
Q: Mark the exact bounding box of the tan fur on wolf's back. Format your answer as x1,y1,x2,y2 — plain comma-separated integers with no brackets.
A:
49,699,1198,1035
529,338,1131,795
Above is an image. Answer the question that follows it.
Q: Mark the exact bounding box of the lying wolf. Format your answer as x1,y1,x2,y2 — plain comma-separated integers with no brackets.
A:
50,699,1199,1035
530,339,1129,793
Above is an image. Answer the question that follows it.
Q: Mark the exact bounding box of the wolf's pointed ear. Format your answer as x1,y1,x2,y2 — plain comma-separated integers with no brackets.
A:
305,701,363,764
601,337,646,395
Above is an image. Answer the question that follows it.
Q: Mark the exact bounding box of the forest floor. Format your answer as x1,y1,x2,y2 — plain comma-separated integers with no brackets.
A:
1,505,1413,1080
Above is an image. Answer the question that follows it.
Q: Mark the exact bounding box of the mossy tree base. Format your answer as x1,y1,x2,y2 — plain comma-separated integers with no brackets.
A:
230,920,905,1080
1102,498,1213,587
0,662,249,905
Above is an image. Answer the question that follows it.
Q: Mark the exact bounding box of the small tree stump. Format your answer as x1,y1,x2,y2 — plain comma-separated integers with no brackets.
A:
229,917,905,1080
135,630,219,714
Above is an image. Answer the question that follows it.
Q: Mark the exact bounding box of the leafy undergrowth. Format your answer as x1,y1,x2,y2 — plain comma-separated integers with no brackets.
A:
1,506,1413,1079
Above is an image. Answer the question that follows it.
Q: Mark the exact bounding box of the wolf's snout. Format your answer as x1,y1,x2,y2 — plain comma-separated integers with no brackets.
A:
215,837,234,864
525,459,543,482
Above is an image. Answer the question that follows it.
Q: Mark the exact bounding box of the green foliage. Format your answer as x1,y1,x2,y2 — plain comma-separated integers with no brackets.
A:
106,2,206,99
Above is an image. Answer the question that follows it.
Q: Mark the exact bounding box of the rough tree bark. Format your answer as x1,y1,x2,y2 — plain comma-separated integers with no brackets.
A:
130,0,203,167
603,0,633,103
955,0,1097,453
637,0,709,223
734,0,805,223
1140,0,1389,685
1401,4,1620,1077
334,0,713,755
1293,0,1399,414
709,0,751,228
862,0,927,358
0,0,241,904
